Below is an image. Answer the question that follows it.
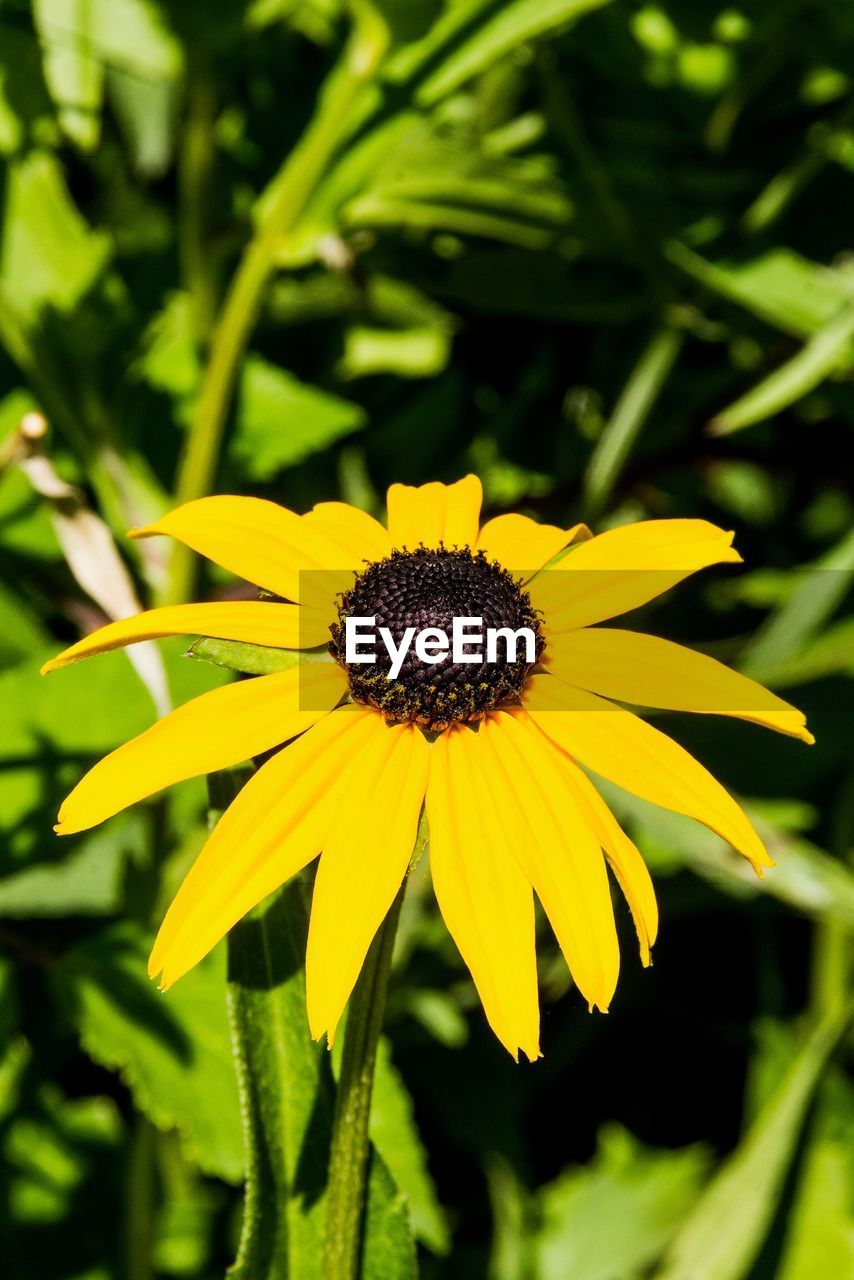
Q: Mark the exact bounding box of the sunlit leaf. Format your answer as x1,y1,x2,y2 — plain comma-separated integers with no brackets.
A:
0,650,227,867
389,0,613,105
227,873,416,1278
667,243,854,341
0,815,138,917
740,526,854,679
187,636,333,675
709,304,854,435
657,1011,850,1280
534,1125,710,1279
339,324,451,378
604,783,854,929
230,355,366,479
779,1137,854,1280
0,151,111,324
33,0,105,150
55,923,244,1183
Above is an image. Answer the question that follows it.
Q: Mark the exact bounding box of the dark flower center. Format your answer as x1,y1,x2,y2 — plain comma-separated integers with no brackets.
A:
329,546,544,730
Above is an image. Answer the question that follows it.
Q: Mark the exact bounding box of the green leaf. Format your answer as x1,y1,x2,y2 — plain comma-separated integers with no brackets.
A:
138,291,201,403
4,1085,121,1228
389,0,614,106
778,1138,854,1280
107,68,179,177
339,325,451,379
709,303,854,436
361,1151,418,1280
740,525,854,679
582,326,683,519
0,151,111,325
227,878,416,1278
0,815,139,917
154,1176,222,1277
33,0,104,150
341,117,573,249
0,27,55,156
230,356,366,480
0,578,50,667
667,243,854,342
603,784,854,929
54,923,244,1183
226,880,332,1278
534,1125,711,1280
187,637,334,675
705,460,779,526
0,649,228,868
747,616,854,688
656,1010,850,1280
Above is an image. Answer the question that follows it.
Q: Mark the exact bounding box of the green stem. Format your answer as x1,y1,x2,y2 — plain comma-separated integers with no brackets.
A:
810,921,848,1021
582,324,684,520
810,768,854,1022
538,50,663,296
323,887,404,1280
125,1115,156,1280
179,56,218,346
166,13,388,605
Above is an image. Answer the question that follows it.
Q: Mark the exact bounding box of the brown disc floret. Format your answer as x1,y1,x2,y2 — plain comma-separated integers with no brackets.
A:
329,546,544,731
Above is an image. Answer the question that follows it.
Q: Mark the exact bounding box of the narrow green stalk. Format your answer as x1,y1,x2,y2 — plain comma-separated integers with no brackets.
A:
810,770,854,1022
740,102,854,237
582,325,684,520
166,13,389,605
180,56,218,346
740,148,827,239
538,50,662,295
323,888,404,1280
810,921,848,1021
125,1115,156,1280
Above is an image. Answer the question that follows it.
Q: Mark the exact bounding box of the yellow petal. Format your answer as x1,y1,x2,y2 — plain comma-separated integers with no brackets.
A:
131,496,353,602
524,675,772,872
297,566,355,652
302,501,392,567
426,725,540,1060
149,706,376,988
547,627,814,742
478,710,620,1012
530,518,741,634
306,720,429,1044
55,663,347,835
556,752,658,966
386,475,482,550
40,602,318,674
476,513,589,579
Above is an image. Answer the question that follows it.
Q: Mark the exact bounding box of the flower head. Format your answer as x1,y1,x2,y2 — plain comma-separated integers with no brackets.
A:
43,477,813,1059
329,545,544,728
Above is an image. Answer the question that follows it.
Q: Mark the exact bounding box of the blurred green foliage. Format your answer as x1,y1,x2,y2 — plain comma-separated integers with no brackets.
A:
0,0,853,1276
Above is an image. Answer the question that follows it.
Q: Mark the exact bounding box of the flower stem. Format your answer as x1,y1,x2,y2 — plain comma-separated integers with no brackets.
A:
166,10,388,605
179,54,218,347
810,769,854,1022
125,1115,156,1280
323,886,404,1280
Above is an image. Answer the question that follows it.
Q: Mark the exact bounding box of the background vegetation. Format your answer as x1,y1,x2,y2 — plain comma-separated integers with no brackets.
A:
1,0,853,1276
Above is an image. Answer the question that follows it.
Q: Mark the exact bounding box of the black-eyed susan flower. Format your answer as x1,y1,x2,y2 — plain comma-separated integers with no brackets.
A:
43,476,813,1060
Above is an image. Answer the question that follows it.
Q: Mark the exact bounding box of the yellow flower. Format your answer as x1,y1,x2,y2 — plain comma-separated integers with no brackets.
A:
42,476,813,1060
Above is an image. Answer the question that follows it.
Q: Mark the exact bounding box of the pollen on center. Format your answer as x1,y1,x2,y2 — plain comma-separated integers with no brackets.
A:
329,546,544,731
